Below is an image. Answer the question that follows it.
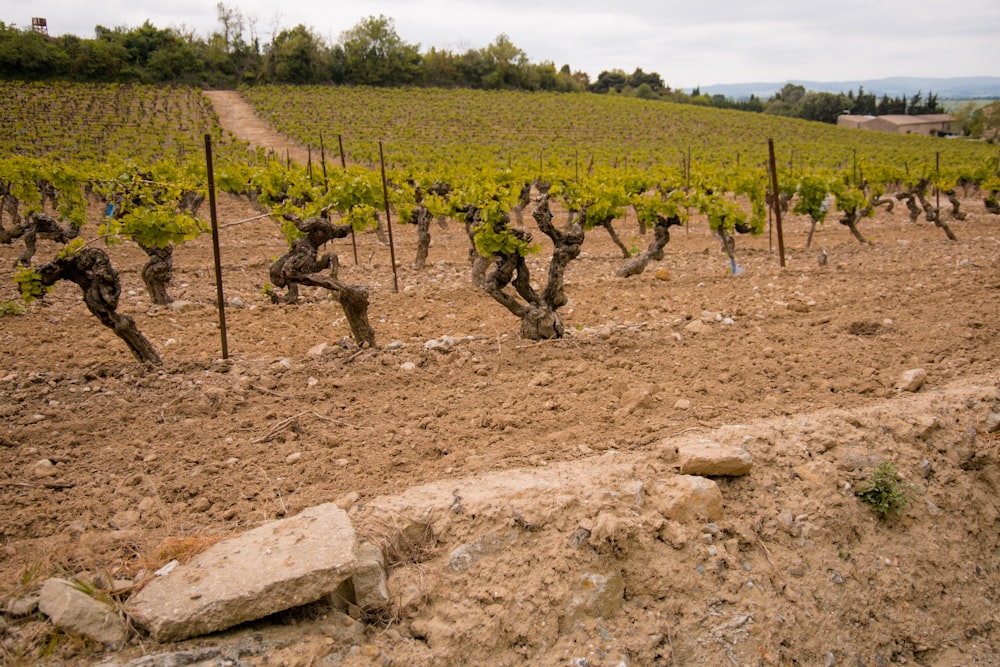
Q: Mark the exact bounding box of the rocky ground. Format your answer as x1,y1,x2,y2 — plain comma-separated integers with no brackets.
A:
1,95,999,666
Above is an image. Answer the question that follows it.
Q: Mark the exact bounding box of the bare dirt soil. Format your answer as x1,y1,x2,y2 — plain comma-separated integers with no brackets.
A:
1,97,999,666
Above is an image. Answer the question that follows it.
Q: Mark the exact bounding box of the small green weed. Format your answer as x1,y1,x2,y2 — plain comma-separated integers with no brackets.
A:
0,300,24,316
856,461,919,518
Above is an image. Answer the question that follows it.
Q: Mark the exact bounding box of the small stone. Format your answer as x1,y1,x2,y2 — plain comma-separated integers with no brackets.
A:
528,371,554,387
5,596,39,617
677,440,753,476
307,342,328,358
982,412,1000,434
560,572,625,632
684,319,709,334
424,336,455,352
335,492,360,510
386,340,405,350
38,578,129,648
31,459,58,478
654,268,671,281
285,452,302,464
400,362,416,371
674,398,691,410
897,368,927,392
169,300,200,313
189,497,212,513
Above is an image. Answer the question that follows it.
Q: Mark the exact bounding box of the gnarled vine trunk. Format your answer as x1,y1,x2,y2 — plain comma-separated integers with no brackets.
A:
1,212,80,267
462,206,492,288
139,243,175,305
268,217,374,347
616,214,682,278
596,217,631,259
945,190,966,221
37,248,161,365
481,196,584,340
985,192,1000,215
838,209,870,244
412,204,432,269
284,272,375,348
0,182,20,230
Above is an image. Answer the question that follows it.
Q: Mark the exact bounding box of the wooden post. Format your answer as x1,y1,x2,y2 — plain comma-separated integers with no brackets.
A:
379,141,399,293
203,134,229,360
318,133,329,193
935,152,941,213
767,139,786,268
335,134,358,265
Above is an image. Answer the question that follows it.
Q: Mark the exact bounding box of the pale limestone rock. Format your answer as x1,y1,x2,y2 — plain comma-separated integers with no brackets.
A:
560,572,626,631
351,543,390,611
646,475,723,522
31,459,58,478
168,300,200,313
614,384,657,419
38,578,129,649
897,368,927,392
128,502,357,642
684,319,709,334
677,440,753,476
330,542,389,612
306,342,329,357
5,595,38,617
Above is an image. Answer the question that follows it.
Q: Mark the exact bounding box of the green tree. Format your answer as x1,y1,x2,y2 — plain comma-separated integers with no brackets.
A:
590,69,629,94
0,24,70,78
628,68,664,91
798,91,848,124
479,34,527,89
635,82,658,100
764,83,806,116
268,25,328,83
339,15,421,86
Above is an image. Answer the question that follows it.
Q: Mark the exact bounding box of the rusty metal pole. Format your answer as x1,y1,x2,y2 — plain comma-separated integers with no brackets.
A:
767,139,786,268
379,141,399,293
203,134,229,359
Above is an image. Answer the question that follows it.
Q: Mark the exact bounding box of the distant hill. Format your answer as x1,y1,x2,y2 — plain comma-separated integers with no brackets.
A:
694,76,1000,100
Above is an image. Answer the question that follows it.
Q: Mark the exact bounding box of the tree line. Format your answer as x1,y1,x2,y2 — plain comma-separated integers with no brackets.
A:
0,5,956,128
0,9,590,92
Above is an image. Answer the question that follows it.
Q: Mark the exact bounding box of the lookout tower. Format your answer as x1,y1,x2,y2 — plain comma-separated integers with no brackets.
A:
31,18,48,35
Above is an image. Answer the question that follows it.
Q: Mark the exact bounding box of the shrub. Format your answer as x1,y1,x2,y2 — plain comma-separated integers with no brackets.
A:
856,461,919,518
0,300,24,316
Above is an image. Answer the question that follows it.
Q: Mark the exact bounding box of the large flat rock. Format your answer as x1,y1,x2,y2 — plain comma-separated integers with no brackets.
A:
128,503,357,642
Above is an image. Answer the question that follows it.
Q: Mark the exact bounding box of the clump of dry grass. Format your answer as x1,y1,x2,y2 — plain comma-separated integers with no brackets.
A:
365,516,438,569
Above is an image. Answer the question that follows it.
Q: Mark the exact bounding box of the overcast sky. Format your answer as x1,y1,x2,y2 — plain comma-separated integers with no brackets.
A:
7,0,999,89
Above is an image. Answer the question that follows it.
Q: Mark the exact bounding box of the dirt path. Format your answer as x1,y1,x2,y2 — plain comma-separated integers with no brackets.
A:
203,90,311,165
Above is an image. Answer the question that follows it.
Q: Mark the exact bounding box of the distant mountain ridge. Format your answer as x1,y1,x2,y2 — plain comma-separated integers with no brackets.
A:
695,76,1000,100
